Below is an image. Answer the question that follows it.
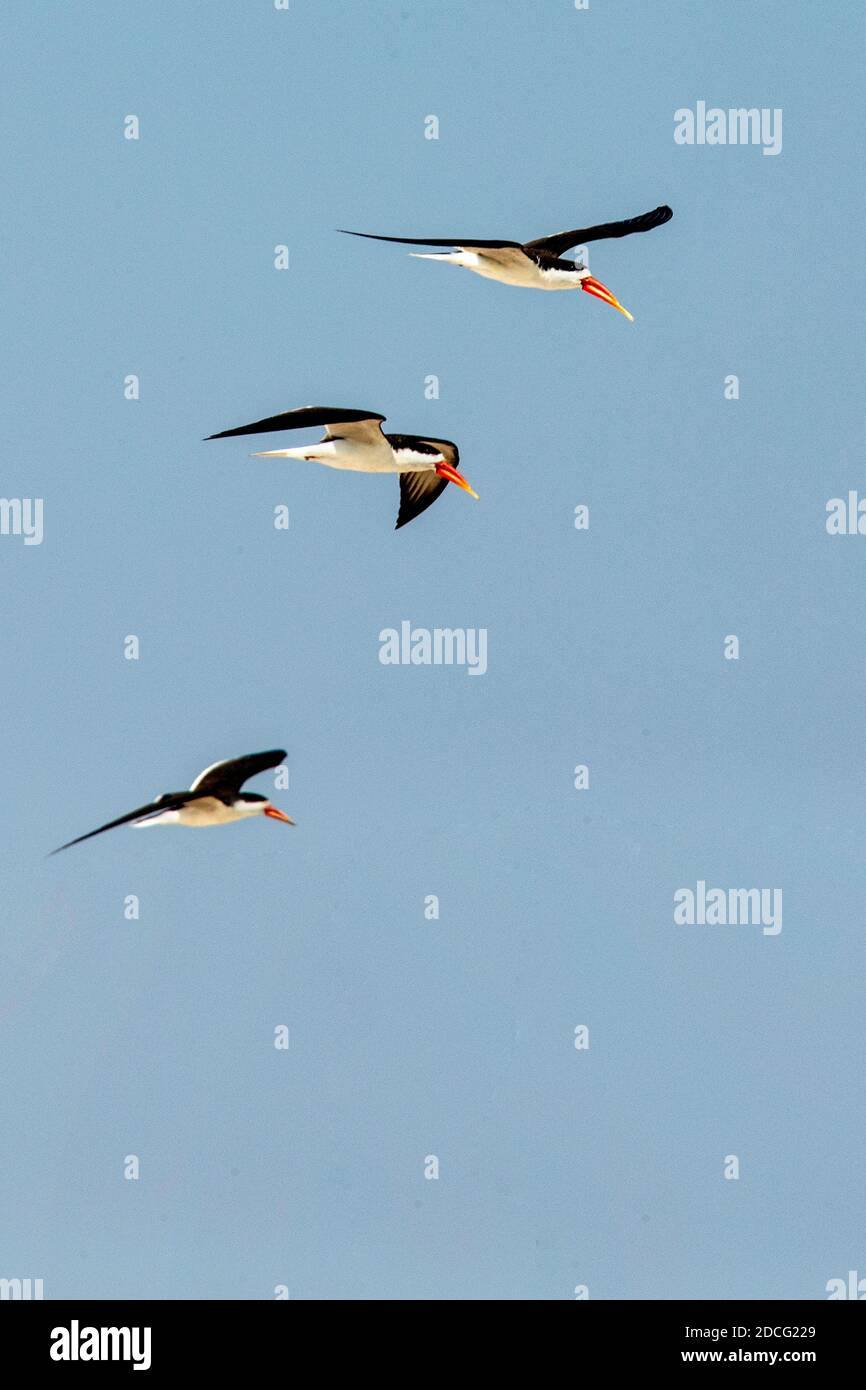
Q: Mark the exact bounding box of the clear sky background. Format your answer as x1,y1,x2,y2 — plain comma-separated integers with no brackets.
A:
1,0,864,1300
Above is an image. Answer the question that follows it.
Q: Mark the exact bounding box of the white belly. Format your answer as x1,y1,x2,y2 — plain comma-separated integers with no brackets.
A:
469,254,546,288
134,798,252,828
463,252,582,291
410,247,583,291
317,439,397,473
177,798,252,825
268,438,399,474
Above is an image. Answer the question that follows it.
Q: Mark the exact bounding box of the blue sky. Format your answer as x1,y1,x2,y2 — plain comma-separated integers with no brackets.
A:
1,0,864,1299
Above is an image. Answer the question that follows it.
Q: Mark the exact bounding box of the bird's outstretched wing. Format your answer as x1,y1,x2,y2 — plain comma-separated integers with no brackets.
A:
396,471,450,530
338,229,523,250
190,750,287,795
206,407,386,443
524,205,673,258
49,796,188,855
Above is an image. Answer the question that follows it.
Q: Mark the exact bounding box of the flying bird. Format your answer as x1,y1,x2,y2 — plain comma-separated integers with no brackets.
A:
50,750,293,854
339,204,673,320
206,406,478,530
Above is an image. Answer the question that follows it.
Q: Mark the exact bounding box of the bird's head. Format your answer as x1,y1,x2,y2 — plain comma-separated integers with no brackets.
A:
242,792,295,825
577,268,634,321
428,440,479,500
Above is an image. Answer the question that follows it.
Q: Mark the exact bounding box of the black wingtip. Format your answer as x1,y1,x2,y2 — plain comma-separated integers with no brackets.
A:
648,204,674,228
47,839,76,856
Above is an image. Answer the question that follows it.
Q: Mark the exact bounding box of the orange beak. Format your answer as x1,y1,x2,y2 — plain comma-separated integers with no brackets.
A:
435,461,479,499
580,275,634,322
265,806,295,824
